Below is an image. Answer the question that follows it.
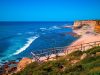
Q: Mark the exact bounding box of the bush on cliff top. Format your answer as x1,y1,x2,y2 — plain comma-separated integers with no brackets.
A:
13,46,100,75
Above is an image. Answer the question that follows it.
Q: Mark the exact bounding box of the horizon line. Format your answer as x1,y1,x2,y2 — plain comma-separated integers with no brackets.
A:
0,21,74,22
0,19,100,22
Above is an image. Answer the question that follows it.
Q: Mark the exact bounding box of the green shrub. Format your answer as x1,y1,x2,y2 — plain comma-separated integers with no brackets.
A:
88,67,100,75
13,47,100,75
84,46,100,54
65,64,84,73
68,50,83,60
88,72,100,75
69,50,83,57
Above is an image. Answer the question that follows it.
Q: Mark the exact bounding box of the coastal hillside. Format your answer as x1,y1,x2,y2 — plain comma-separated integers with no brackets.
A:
1,20,100,75
0,0,100,74
13,46,100,75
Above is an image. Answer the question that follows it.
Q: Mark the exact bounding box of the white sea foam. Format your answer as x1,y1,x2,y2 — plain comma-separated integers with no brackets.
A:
40,28,47,31
52,26,61,29
49,26,61,30
13,35,39,55
40,26,61,31
40,28,47,30
26,32,34,34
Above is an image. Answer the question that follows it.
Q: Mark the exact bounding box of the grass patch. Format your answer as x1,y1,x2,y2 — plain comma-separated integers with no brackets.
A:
13,46,100,75
68,50,83,60
84,46,100,54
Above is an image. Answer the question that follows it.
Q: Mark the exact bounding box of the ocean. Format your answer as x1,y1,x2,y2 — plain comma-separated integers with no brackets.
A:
0,21,77,63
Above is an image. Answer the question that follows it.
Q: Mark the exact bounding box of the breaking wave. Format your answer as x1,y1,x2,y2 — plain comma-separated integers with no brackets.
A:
49,26,61,30
13,35,39,55
40,26,61,31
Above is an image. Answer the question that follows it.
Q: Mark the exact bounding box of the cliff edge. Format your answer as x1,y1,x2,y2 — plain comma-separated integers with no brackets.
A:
73,20,100,35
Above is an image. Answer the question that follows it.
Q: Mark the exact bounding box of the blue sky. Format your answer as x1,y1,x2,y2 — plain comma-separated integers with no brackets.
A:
0,0,100,21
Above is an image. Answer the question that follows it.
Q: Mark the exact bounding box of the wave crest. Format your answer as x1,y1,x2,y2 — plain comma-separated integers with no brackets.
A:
40,26,61,31
49,26,61,30
13,35,39,55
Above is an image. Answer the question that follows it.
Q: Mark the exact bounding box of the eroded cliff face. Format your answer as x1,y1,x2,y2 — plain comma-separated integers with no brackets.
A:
16,57,32,72
73,20,96,29
73,20,100,35
95,21,100,33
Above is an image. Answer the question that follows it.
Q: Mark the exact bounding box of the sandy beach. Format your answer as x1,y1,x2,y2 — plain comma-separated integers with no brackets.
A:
65,34,100,53
32,34,100,62
69,34,100,46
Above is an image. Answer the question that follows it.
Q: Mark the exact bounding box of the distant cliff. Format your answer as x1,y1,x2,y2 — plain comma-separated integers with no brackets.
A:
73,20,100,35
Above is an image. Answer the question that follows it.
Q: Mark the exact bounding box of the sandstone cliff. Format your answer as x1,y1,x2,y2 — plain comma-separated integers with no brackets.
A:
16,57,32,72
73,20,100,35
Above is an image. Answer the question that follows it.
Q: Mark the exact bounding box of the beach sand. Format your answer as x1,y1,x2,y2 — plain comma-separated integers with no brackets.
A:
69,34,100,47
31,34,100,62
65,33,100,53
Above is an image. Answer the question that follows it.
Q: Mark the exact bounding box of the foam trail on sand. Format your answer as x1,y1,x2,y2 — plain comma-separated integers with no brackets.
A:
13,35,39,55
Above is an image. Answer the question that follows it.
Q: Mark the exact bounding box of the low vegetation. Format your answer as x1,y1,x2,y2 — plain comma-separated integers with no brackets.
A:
13,46,100,75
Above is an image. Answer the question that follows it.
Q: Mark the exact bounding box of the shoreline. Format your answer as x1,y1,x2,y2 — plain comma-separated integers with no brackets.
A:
31,33,100,62
1,20,100,74
1,37,100,73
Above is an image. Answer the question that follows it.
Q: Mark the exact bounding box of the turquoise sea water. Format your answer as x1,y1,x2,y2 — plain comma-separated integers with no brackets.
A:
0,22,77,62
